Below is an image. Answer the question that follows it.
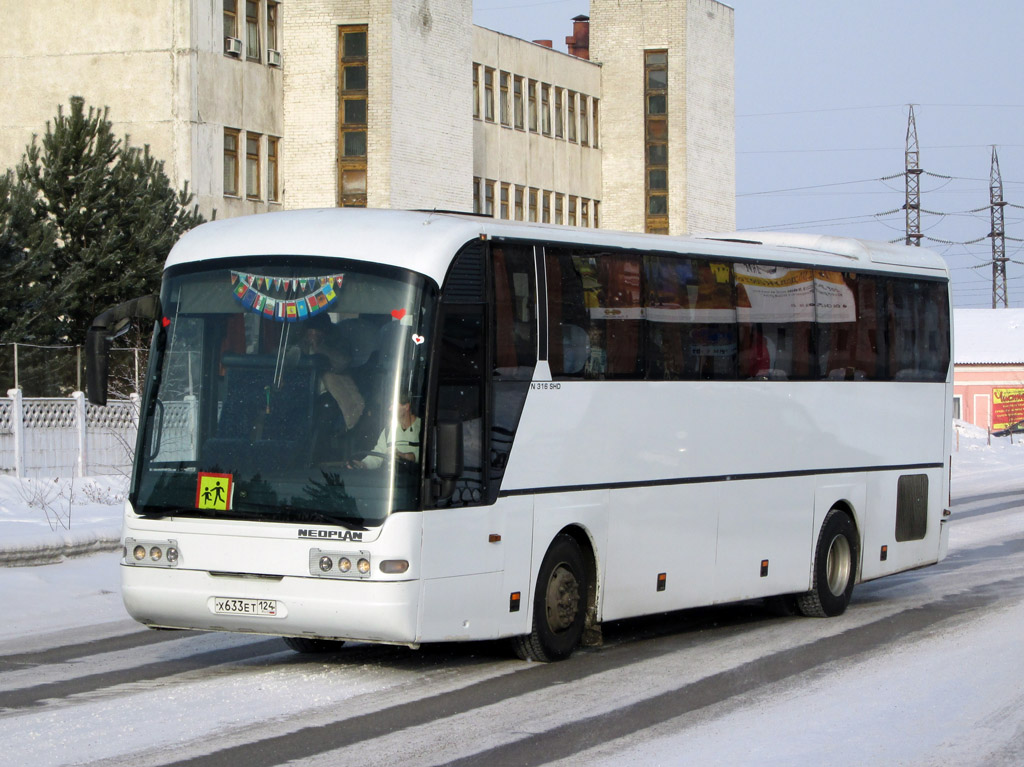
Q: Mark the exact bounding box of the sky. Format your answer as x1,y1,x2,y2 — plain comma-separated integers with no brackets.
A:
472,0,1024,309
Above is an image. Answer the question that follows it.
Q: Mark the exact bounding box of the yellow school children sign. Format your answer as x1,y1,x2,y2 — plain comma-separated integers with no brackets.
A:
196,473,233,511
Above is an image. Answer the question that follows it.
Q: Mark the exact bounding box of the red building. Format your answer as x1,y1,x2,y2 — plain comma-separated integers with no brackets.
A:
953,308,1024,430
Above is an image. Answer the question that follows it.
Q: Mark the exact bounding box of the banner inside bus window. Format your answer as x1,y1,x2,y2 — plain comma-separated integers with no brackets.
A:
993,388,1024,431
230,271,344,322
735,266,855,324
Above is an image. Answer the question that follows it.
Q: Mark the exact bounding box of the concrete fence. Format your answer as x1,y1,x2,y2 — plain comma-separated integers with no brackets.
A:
0,389,139,478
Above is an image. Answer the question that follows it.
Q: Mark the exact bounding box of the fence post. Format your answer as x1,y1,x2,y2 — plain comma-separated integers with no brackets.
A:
73,391,87,478
7,388,24,478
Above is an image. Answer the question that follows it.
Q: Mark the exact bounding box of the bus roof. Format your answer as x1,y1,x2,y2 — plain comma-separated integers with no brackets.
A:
164,208,949,285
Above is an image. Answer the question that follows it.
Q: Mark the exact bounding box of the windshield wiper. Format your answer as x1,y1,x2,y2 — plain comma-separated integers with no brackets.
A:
240,501,369,530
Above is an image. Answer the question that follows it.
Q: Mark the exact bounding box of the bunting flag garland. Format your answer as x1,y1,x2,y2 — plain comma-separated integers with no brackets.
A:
229,271,344,322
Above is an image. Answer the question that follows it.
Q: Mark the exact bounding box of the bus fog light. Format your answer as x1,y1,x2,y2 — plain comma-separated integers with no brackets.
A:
133,545,146,561
357,558,370,575
166,547,179,564
380,560,409,574
319,556,333,572
150,546,163,562
338,557,352,573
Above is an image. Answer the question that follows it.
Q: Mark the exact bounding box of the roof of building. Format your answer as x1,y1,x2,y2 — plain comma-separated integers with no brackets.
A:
954,308,1024,365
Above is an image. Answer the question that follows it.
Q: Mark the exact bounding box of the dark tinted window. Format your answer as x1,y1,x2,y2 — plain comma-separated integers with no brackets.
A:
547,249,643,380
645,256,736,380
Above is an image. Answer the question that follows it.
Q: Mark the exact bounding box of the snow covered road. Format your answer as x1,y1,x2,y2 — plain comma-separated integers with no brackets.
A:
1,428,1023,766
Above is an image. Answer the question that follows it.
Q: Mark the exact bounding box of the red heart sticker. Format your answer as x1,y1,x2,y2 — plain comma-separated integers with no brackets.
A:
391,309,407,320
161,317,171,327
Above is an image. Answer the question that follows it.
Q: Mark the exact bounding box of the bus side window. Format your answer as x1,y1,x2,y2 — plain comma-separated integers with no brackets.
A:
735,264,816,380
888,278,950,382
546,249,643,380
545,251,589,379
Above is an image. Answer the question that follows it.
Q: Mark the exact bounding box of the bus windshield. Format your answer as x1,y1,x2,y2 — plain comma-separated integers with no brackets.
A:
132,257,437,527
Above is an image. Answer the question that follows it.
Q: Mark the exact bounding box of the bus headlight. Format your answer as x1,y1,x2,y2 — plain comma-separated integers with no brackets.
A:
125,538,180,568
308,549,371,579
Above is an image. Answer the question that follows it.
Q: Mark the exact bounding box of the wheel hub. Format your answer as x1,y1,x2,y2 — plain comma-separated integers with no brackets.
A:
825,533,852,597
545,564,580,632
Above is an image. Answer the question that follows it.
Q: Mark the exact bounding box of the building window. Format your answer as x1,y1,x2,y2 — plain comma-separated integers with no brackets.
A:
223,128,240,197
513,76,524,130
245,133,261,199
579,95,589,146
541,84,551,136
500,183,510,219
484,68,495,122
554,193,563,224
581,198,590,227
267,136,280,202
645,50,669,233
593,200,600,228
567,91,577,143
528,80,538,132
224,0,238,52
473,64,480,119
529,188,538,222
554,87,564,139
338,25,368,207
499,71,510,126
542,191,551,223
514,185,524,220
592,98,599,148
267,1,279,52
485,179,495,216
568,195,578,226
245,0,260,61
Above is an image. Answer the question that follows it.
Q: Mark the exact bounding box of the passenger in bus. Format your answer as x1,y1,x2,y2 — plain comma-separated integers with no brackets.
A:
301,313,365,431
346,392,420,470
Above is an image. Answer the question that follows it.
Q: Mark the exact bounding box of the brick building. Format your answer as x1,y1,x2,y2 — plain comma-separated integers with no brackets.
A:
0,0,735,234
953,308,1024,431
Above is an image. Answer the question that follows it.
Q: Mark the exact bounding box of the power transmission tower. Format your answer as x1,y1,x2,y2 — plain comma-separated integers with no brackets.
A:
990,145,1008,308
904,104,922,246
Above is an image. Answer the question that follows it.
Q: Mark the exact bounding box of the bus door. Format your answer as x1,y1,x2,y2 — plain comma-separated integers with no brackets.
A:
421,241,538,640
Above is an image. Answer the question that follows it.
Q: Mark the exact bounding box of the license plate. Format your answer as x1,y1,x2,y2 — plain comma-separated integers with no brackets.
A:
212,597,278,617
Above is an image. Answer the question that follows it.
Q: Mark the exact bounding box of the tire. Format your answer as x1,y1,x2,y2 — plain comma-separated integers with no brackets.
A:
512,534,589,662
797,509,859,618
282,636,346,654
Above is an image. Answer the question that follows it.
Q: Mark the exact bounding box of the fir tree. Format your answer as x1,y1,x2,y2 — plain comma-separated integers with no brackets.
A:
0,97,205,393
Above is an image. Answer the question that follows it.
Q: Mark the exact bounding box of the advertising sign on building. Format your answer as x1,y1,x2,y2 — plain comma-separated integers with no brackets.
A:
992,388,1024,431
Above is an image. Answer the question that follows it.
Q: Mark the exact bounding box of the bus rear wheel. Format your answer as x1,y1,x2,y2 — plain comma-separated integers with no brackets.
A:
282,636,346,654
512,534,588,662
797,509,859,618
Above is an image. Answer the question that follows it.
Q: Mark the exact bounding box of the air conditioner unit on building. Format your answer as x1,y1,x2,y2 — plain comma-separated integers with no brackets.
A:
224,37,243,57
267,49,283,67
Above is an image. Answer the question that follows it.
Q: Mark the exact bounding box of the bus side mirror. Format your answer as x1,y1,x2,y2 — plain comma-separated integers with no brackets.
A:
86,294,161,406
435,420,464,499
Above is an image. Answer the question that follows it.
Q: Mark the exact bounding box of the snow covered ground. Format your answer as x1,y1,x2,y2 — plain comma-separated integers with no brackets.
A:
1,421,1023,766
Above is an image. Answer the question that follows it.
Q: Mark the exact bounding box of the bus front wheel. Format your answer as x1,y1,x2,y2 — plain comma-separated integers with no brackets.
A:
512,534,588,662
797,509,859,618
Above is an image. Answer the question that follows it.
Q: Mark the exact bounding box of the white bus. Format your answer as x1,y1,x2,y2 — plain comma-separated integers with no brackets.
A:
87,209,953,662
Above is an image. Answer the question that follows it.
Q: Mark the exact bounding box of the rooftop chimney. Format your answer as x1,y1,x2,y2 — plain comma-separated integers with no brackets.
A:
565,15,590,60
532,40,554,49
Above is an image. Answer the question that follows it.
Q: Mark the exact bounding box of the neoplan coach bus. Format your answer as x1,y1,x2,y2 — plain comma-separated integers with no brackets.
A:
87,209,953,662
